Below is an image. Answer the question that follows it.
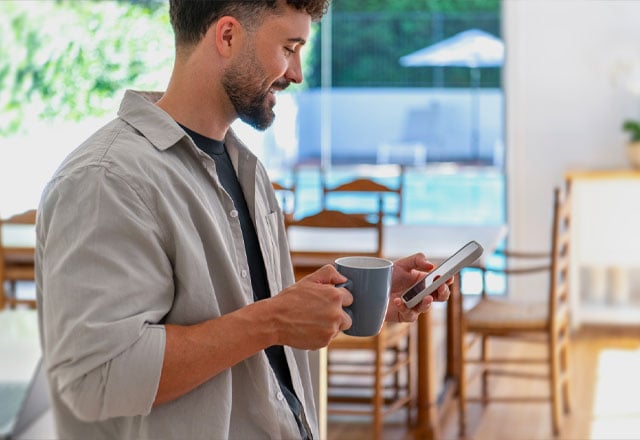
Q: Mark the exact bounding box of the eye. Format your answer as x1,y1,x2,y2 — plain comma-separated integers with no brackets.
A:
284,46,296,56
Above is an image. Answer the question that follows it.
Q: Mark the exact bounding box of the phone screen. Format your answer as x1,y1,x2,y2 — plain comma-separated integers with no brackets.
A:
401,274,428,303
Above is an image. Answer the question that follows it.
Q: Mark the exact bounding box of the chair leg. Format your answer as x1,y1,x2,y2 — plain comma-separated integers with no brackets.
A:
458,327,468,437
407,327,416,428
481,335,489,405
373,336,383,440
549,332,561,436
0,281,5,310
392,345,401,401
8,281,17,310
560,333,572,414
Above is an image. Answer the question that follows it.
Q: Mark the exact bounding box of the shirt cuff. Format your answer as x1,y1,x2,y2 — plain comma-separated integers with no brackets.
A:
59,325,165,422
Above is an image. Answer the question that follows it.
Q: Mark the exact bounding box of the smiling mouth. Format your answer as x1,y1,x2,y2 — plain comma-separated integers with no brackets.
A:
267,80,290,107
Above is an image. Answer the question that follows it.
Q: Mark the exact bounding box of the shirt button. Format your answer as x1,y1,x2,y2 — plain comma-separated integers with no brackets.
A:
276,392,285,401
229,209,238,218
241,270,248,278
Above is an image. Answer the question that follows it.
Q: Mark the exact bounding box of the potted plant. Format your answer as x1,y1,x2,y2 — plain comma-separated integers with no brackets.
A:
623,119,640,169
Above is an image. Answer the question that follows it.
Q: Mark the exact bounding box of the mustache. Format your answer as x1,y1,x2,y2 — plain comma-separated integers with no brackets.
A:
271,79,290,91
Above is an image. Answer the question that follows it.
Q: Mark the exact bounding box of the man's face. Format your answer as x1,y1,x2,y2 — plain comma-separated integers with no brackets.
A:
221,6,310,131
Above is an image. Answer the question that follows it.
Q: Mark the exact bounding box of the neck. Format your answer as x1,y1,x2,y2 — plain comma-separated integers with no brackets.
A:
156,53,236,140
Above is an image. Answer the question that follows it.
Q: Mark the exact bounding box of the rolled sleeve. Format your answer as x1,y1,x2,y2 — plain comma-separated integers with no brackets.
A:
60,326,165,422
38,163,173,421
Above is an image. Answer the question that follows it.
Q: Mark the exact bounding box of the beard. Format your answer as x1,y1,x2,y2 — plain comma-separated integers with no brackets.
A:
222,51,289,131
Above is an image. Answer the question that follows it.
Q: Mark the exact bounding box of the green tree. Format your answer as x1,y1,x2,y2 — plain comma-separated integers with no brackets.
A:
0,0,172,135
306,0,501,88
333,0,499,13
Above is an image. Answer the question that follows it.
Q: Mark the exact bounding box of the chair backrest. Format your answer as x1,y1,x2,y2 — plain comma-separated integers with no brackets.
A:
321,165,405,223
271,166,301,222
272,181,296,223
0,209,37,309
549,185,572,325
0,209,37,261
1,210,37,229
286,209,384,278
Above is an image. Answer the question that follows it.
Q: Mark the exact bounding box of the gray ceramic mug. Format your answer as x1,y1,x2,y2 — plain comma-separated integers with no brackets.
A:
334,256,394,337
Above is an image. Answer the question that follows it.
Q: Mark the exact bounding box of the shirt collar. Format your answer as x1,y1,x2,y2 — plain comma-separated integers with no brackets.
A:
117,90,257,167
118,90,185,151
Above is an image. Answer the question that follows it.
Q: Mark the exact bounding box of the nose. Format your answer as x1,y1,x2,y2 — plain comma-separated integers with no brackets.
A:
285,53,304,84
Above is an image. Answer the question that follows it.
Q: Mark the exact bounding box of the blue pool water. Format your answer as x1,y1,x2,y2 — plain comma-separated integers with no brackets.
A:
282,166,506,226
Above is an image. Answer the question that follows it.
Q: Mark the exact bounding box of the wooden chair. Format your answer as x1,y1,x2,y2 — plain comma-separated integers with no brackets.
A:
272,166,302,225
0,209,37,309
272,181,296,225
458,186,572,436
321,165,405,223
286,208,384,276
286,208,415,440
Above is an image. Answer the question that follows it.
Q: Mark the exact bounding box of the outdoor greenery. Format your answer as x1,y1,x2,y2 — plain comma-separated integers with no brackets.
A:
306,0,501,88
623,120,640,143
335,0,500,13
0,0,500,135
0,0,172,135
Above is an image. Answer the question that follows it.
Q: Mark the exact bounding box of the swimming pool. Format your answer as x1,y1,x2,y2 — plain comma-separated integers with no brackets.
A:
277,165,505,225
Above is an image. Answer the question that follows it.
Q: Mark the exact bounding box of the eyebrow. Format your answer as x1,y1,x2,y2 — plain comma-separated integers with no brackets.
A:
288,37,306,45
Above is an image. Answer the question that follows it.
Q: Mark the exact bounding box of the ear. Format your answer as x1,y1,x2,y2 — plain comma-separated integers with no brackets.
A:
213,16,242,58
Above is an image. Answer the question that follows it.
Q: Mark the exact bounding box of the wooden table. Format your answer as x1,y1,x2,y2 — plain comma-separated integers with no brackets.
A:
288,223,507,439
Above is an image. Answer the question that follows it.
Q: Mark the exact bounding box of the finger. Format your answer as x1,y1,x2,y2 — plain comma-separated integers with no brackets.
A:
396,253,434,272
397,293,433,314
433,284,450,302
395,297,426,321
340,309,353,331
414,253,436,272
341,289,354,307
445,276,455,286
307,264,348,285
417,294,434,313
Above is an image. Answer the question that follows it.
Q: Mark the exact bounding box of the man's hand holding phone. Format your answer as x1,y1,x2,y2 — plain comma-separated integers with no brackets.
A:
401,241,483,309
385,253,451,322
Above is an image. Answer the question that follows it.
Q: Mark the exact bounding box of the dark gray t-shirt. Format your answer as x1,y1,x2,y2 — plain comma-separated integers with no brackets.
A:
181,125,311,439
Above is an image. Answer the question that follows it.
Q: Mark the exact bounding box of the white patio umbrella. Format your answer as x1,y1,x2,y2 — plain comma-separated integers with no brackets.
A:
399,29,504,161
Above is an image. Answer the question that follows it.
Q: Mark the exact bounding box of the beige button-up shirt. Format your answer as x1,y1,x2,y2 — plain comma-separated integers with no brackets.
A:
35,90,317,439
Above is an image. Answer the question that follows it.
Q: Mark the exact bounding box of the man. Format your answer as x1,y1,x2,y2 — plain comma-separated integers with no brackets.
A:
35,1,451,439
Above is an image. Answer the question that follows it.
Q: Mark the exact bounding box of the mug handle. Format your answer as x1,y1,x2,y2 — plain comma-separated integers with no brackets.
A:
336,279,354,320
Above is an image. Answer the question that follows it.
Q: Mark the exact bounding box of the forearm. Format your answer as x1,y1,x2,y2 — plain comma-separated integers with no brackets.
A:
154,299,279,406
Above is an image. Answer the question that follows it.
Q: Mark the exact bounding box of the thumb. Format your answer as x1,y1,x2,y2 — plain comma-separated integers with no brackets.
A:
307,264,348,285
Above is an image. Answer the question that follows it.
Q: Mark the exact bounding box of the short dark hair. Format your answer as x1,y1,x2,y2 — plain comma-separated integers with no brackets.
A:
169,0,330,47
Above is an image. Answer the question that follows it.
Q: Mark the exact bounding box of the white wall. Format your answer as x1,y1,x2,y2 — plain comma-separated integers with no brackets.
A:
504,0,640,299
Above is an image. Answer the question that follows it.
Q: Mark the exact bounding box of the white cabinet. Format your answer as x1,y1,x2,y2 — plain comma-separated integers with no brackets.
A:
567,170,640,328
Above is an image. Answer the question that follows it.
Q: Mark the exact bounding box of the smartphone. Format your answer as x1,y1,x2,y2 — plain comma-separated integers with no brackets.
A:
401,240,484,309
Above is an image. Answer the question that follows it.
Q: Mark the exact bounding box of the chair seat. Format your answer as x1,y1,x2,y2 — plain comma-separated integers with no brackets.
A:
465,298,549,332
